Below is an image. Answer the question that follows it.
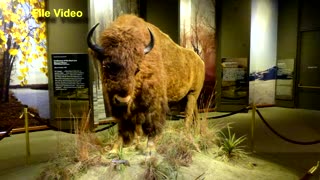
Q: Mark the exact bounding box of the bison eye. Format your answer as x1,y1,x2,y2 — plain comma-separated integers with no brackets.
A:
103,62,122,76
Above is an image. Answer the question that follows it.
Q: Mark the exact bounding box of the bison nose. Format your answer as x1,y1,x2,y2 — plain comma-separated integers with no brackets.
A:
113,95,132,106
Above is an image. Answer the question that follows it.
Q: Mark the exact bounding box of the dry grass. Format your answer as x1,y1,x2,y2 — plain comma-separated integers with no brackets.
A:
156,116,223,169
96,123,118,152
157,129,194,168
196,90,226,153
141,156,178,180
155,87,226,172
36,88,246,179
38,109,107,179
197,88,248,162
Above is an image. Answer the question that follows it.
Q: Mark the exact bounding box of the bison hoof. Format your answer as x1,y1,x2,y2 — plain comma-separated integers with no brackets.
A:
145,147,156,157
134,144,144,152
106,149,120,158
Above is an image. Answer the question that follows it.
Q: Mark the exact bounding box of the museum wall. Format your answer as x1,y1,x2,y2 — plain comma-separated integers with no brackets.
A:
143,0,179,44
275,0,320,110
216,0,251,111
47,0,88,53
276,0,298,60
47,0,89,129
275,0,298,107
296,0,320,110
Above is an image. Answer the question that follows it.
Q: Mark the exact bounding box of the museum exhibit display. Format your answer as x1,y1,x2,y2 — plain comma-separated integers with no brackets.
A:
221,57,249,106
50,53,91,130
0,0,319,179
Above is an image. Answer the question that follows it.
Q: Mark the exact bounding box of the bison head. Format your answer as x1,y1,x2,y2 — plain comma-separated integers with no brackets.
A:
87,23,154,108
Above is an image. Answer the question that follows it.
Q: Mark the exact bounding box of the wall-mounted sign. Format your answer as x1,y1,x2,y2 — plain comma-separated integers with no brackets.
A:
221,58,249,105
52,53,89,100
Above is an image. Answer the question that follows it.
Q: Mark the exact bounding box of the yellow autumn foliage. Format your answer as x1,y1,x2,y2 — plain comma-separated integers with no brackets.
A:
40,67,47,74
27,57,33,63
9,49,19,56
1,0,48,86
20,67,29,74
17,76,24,80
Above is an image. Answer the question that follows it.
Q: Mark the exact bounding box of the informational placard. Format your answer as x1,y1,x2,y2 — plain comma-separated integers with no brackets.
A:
52,54,89,100
221,58,249,105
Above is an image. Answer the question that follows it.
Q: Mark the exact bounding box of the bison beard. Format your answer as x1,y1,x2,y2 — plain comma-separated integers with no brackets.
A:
88,14,205,154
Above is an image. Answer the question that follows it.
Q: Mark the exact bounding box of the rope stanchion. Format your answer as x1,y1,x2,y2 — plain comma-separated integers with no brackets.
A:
29,114,87,134
255,108,320,145
251,104,256,152
94,106,250,132
0,123,15,141
0,107,29,141
0,109,44,141
207,106,250,119
20,106,35,164
93,106,250,132
95,122,117,133
300,161,319,180
3,102,318,147
167,106,320,146
168,106,250,120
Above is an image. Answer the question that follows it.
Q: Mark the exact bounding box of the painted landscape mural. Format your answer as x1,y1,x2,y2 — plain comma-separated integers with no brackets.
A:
180,0,216,110
0,0,48,132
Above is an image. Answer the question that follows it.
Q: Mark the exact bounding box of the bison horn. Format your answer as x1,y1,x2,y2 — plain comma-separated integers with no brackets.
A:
144,28,154,54
87,23,105,58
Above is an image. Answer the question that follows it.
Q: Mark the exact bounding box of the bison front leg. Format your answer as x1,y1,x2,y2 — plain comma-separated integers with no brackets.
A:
134,124,144,151
109,121,135,156
142,106,166,156
146,135,157,156
109,135,123,155
185,92,200,134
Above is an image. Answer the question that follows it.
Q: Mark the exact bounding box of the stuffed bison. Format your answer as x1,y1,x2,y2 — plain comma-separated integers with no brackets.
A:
87,14,205,153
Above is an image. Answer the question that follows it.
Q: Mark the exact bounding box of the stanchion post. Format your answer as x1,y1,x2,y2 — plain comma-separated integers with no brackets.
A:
251,104,256,152
24,106,31,164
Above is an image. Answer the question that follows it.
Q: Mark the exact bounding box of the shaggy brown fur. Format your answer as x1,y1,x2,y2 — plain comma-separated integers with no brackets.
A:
89,14,205,152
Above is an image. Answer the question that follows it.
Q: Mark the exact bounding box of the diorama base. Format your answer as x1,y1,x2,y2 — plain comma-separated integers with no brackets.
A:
1,107,319,180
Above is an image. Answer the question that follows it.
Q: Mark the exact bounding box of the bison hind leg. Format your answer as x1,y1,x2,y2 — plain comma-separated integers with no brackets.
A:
184,92,201,134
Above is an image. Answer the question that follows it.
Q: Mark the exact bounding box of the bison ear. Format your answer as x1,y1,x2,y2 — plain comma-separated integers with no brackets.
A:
88,48,97,59
144,28,154,54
